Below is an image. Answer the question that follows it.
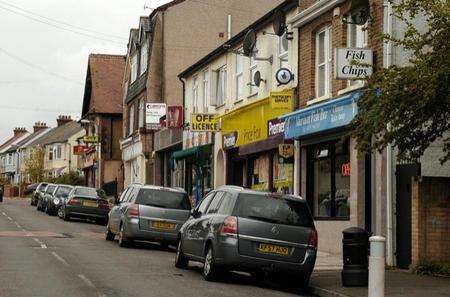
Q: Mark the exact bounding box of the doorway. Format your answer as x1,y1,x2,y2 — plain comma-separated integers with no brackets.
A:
395,163,420,269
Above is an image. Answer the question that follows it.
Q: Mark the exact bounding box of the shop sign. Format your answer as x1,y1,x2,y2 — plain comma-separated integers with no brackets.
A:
166,106,183,129
268,118,285,137
146,103,166,130
73,145,87,155
82,135,99,143
275,68,294,85
191,113,218,132
334,48,373,80
222,132,237,149
278,144,294,158
283,90,361,139
270,89,293,109
341,162,351,177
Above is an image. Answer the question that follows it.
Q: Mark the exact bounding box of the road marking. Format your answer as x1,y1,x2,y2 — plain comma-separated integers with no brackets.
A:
14,222,21,228
6,216,12,221
33,237,47,249
51,252,69,266
78,274,96,288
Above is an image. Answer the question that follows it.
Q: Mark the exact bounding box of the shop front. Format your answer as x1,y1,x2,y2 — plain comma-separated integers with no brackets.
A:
220,91,294,193
281,90,369,255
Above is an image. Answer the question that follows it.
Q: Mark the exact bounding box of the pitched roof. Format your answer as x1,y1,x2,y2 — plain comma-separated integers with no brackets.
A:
29,121,83,146
0,132,30,154
15,128,52,149
81,54,126,116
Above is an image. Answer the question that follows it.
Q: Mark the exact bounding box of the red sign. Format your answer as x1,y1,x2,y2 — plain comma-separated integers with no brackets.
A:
166,106,183,129
73,145,87,155
341,162,351,177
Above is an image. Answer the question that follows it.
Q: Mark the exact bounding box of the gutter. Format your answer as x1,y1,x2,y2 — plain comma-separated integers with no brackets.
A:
289,0,345,28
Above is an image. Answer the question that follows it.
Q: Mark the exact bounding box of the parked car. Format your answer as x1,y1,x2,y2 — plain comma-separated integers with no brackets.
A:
37,184,56,211
105,184,191,248
24,183,39,196
59,186,109,224
174,186,317,288
45,184,73,216
31,182,48,206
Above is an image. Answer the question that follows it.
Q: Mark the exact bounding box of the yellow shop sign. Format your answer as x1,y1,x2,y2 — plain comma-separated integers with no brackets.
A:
270,89,293,109
191,113,219,132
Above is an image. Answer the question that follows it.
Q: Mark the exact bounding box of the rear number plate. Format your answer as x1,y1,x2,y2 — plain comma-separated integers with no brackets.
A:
83,201,98,208
152,221,175,230
257,243,289,256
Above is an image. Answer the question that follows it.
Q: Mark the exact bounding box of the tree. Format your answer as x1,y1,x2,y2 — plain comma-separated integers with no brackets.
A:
53,171,85,186
351,0,450,164
24,147,45,183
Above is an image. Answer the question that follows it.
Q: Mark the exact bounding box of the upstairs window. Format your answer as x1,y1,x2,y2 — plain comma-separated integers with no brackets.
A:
128,103,135,136
315,26,332,99
193,75,199,113
140,42,148,75
130,53,138,83
249,56,258,95
202,70,209,113
348,20,368,87
235,53,244,101
278,32,289,69
138,100,145,128
48,147,53,161
215,66,227,107
55,145,63,160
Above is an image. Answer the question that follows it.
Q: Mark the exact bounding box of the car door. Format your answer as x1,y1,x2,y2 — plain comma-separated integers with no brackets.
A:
109,187,132,233
182,192,216,257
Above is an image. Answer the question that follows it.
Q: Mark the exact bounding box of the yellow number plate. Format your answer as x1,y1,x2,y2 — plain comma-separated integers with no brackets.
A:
152,221,175,230
83,201,98,208
257,243,289,256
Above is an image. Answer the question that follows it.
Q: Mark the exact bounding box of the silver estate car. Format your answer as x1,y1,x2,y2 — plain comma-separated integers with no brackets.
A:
175,186,317,288
105,184,191,248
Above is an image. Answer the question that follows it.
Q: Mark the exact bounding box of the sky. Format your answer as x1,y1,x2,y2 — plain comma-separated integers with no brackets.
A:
0,0,171,142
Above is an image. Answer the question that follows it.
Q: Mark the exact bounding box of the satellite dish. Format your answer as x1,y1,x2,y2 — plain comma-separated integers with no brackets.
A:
243,29,257,57
273,9,286,37
253,71,262,87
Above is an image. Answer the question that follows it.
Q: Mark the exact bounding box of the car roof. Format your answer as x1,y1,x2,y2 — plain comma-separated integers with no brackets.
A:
56,184,73,188
138,184,187,194
216,185,306,202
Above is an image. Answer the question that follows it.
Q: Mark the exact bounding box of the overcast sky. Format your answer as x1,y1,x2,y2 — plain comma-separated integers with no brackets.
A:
0,0,171,142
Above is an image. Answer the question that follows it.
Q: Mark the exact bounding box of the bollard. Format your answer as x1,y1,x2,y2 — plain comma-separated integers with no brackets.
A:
368,236,385,297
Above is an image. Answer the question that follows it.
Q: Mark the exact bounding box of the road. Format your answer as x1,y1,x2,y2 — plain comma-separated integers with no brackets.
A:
0,198,311,297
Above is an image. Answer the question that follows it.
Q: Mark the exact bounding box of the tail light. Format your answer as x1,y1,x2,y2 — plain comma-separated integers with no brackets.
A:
220,216,237,236
127,204,139,218
308,229,318,249
67,197,81,206
98,199,110,210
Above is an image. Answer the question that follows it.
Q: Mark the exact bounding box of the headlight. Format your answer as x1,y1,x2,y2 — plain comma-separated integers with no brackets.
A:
53,198,60,205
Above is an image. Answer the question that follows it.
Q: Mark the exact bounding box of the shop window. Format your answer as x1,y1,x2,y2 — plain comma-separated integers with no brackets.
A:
248,154,270,191
308,138,350,219
273,152,294,194
315,26,332,99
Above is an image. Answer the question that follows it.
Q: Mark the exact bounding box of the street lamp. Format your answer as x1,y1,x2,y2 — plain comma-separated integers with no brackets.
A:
79,119,101,189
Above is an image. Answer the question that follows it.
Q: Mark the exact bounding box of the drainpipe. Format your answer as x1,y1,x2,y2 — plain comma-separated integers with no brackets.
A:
383,0,395,267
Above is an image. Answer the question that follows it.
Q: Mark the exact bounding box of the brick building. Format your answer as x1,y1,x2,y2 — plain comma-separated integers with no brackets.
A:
120,0,285,188
80,54,125,194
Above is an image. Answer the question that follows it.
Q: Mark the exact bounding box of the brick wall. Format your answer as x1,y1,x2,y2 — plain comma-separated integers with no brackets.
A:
297,0,384,106
411,176,450,266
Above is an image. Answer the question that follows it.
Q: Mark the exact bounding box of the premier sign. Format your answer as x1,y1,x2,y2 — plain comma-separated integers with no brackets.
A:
334,48,373,80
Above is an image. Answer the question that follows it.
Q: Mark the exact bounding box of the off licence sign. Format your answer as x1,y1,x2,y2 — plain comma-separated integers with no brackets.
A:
191,113,218,132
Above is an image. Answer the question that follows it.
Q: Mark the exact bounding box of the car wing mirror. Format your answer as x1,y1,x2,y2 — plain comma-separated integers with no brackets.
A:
191,209,200,218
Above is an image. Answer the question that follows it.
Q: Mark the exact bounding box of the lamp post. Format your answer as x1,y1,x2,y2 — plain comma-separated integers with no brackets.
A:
80,119,101,189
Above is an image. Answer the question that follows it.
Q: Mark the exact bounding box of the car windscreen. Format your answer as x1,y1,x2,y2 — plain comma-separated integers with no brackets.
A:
74,187,97,197
46,186,56,194
234,193,314,228
55,186,72,198
37,184,47,191
136,189,191,210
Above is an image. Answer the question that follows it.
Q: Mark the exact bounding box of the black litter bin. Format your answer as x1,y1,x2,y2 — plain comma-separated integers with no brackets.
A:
341,227,368,286
0,186,3,203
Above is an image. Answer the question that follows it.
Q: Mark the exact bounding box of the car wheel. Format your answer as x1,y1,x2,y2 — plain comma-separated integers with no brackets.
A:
58,208,63,218
174,239,188,269
118,223,130,247
203,245,222,281
63,209,70,221
105,224,115,241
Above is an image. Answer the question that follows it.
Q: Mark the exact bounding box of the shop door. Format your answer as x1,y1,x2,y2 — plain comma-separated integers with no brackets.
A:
228,159,245,187
395,163,420,269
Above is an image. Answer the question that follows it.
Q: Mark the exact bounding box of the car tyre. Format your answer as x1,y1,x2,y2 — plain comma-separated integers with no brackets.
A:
63,209,70,221
105,225,115,241
174,239,188,269
203,245,222,281
118,223,131,247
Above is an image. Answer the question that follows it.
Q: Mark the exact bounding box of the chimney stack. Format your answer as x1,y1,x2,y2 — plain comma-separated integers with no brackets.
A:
13,127,27,137
33,121,48,133
56,115,73,127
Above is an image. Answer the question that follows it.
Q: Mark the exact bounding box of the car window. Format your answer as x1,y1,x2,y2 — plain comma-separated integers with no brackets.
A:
234,193,314,228
74,187,97,197
125,187,138,203
46,185,56,194
37,183,47,192
136,189,191,210
119,188,130,203
206,192,224,214
197,192,215,215
55,186,72,198
217,192,235,215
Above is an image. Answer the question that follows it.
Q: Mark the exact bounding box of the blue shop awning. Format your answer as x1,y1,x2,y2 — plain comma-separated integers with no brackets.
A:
280,90,363,139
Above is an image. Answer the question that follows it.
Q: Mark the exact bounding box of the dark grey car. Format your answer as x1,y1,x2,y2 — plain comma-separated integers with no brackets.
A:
37,184,56,212
175,186,317,288
60,186,110,224
106,184,191,248
31,182,48,206
46,185,73,216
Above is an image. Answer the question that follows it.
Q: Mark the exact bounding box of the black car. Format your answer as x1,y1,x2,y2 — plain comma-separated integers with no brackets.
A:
37,184,56,211
31,182,48,206
59,186,110,224
45,184,73,216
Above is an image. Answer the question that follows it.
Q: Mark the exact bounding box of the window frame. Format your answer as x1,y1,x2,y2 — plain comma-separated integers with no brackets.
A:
215,66,227,107
201,69,209,113
128,103,135,136
206,191,225,214
347,19,368,88
130,53,138,83
140,41,148,75
314,26,332,101
249,56,258,96
192,75,199,113
234,52,244,101
278,32,289,69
